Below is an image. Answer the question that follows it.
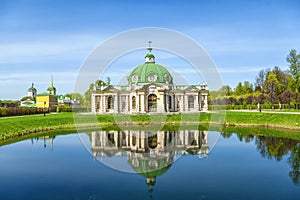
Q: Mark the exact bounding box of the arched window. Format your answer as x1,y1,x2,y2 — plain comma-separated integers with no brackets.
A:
107,96,114,110
188,95,194,109
132,96,136,110
148,133,157,149
168,95,172,109
148,94,157,112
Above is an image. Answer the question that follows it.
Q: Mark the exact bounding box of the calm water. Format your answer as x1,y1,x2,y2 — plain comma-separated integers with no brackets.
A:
0,129,299,200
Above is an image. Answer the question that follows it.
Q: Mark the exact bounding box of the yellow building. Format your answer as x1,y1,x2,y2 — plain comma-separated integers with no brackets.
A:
36,76,57,109
36,93,57,108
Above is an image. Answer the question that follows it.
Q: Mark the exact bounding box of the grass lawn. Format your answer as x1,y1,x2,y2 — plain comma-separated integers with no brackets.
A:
0,111,299,143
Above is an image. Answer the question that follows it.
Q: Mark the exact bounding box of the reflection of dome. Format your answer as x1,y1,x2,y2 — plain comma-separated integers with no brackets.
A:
128,156,172,185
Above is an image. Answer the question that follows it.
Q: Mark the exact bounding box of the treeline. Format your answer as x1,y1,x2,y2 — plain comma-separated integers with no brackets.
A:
209,49,300,110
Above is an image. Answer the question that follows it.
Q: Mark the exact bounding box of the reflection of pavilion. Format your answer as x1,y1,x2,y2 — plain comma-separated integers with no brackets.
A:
91,130,208,158
91,130,208,196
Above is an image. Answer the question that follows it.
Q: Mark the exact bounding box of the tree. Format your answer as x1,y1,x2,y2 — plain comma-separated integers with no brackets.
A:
235,82,244,96
243,81,253,94
287,49,300,109
288,144,300,185
219,85,232,96
279,90,294,110
264,72,280,109
255,69,269,93
272,66,290,94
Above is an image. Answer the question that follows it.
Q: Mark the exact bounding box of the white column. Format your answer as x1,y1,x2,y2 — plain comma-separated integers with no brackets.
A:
141,132,145,150
204,94,208,111
195,95,199,111
184,95,188,112
114,95,118,113
91,94,95,113
141,94,145,113
127,95,130,113
114,132,118,147
103,95,106,113
99,95,103,113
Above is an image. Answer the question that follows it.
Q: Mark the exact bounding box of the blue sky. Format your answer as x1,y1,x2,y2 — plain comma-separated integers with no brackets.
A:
1,0,300,99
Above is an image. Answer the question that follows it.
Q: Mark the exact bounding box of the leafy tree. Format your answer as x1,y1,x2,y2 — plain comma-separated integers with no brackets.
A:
255,69,269,92
287,49,300,109
235,82,244,96
279,90,294,110
264,72,281,109
272,66,290,94
243,81,253,94
219,85,232,96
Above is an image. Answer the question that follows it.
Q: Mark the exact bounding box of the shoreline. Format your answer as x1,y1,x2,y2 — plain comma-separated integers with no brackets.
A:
0,111,299,143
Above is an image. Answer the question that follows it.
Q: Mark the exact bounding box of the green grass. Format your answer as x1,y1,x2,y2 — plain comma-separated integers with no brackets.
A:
0,111,299,143
225,111,300,129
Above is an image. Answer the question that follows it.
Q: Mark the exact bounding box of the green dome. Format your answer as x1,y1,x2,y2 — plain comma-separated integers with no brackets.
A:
47,86,56,91
128,63,173,84
27,87,37,92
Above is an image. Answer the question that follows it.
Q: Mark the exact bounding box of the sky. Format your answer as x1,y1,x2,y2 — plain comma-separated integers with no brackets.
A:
1,0,300,100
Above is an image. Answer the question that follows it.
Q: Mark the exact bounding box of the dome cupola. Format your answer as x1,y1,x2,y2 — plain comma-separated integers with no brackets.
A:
128,41,173,85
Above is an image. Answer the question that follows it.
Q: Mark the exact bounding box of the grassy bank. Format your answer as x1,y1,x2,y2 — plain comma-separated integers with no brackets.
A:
0,111,299,143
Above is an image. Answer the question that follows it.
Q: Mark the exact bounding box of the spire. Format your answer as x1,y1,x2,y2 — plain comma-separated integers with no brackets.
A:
50,75,54,87
147,41,152,52
47,75,56,95
145,41,155,63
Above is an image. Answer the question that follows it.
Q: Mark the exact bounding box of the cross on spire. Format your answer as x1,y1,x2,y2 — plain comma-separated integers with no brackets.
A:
147,41,152,52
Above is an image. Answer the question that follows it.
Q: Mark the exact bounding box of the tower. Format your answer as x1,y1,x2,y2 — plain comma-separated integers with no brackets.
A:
27,83,37,98
47,75,56,95
145,41,155,63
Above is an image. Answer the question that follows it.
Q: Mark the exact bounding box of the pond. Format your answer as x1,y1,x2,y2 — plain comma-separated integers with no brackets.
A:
0,129,299,200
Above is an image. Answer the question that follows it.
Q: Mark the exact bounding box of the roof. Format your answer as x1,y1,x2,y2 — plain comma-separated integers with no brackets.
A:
27,87,37,92
145,53,155,58
47,86,56,91
36,92,57,97
20,96,35,101
128,62,173,84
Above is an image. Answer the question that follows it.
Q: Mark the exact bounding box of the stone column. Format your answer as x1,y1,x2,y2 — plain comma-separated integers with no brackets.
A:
114,132,118,147
184,95,188,112
185,130,189,146
165,94,168,112
99,95,102,113
140,94,145,113
91,94,95,113
127,95,130,113
203,94,208,111
114,95,118,113
195,95,199,111
103,95,106,113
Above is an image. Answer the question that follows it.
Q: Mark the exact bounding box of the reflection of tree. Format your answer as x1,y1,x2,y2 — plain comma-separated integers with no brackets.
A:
288,144,300,185
222,131,300,185
255,136,298,162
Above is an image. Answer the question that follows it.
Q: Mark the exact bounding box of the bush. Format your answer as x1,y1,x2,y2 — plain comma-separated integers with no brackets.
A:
56,105,72,112
0,107,45,117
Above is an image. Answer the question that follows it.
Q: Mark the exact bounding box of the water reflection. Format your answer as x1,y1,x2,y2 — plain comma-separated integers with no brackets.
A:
90,130,209,193
222,132,300,185
30,135,55,150
24,130,300,188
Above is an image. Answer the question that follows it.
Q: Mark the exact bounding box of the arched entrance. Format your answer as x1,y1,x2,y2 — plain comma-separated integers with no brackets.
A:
148,94,157,112
147,133,158,149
